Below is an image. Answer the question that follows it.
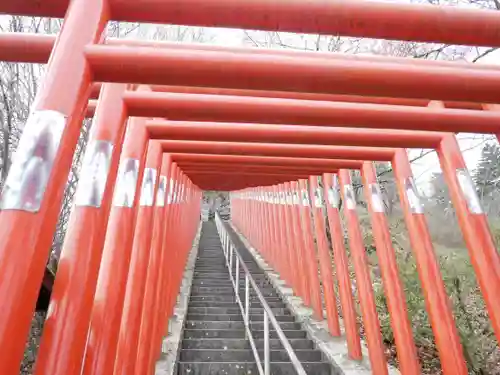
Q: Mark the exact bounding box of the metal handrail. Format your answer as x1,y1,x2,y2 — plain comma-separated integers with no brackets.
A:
215,214,307,375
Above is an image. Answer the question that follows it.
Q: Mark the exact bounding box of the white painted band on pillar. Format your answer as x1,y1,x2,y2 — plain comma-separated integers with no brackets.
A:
313,187,323,208
404,177,424,214
369,183,385,213
112,158,140,208
74,140,114,207
343,184,356,210
301,189,310,207
156,175,167,207
456,168,483,214
0,110,66,211
167,178,175,204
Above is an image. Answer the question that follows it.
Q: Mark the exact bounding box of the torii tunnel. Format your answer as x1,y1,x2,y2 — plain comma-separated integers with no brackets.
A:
1,1,500,375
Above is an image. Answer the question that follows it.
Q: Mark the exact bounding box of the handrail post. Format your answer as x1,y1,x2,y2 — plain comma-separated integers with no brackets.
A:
245,275,250,325
235,257,240,302
245,274,250,340
264,310,270,375
224,236,228,258
229,245,234,278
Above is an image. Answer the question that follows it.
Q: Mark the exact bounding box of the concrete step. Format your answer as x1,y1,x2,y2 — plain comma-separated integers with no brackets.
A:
185,320,301,331
180,349,323,362
181,338,314,350
186,314,295,322
183,329,306,339
187,307,290,315
189,295,283,303
250,329,307,339
175,221,334,375
177,362,333,375
190,284,237,289
192,273,230,279
188,301,286,308
190,293,280,300
191,286,277,294
190,292,279,299
183,329,246,339
190,280,271,287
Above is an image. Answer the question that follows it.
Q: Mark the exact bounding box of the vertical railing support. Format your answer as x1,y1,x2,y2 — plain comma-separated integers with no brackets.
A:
264,310,270,375
235,257,240,302
245,275,250,327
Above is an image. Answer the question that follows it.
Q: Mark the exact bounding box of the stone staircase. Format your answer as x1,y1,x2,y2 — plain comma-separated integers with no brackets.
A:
176,221,335,374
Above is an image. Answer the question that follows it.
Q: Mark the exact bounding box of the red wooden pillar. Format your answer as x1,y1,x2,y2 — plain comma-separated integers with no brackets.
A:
298,179,323,320
438,134,500,344
255,188,264,252
322,173,362,359
278,184,293,286
338,169,388,375
148,171,188,371
268,187,281,270
163,168,184,323
159,165,180,322
284,182,304,299
114,151,170,375
247,190,255,243
252,189,261,247
34,83,128,375
283,182,301,294
0,1,109,371
272,185,287,280
149,169,180,365
392,149,467,375
260,188,273,263
290,181,311,307
308,176,341,336
150,156,176,352
233,192,240,229
174,174,191,293
81,121,152,375
360,162,420,374
238,191,245,235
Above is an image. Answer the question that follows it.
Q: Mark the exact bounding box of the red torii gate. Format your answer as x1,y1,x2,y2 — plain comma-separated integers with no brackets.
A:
0,1,499,375
4,0,500,46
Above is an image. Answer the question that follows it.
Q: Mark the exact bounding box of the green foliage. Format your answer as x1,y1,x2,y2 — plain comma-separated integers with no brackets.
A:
342,209,500,373
369,235,500,374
